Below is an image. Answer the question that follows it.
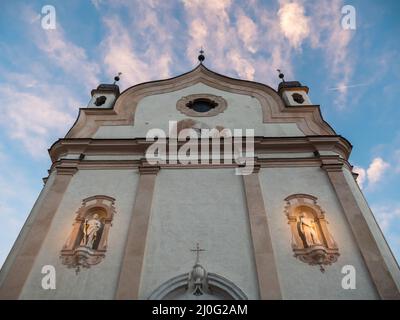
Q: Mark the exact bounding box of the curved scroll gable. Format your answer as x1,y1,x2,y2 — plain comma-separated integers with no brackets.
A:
66,64,336,138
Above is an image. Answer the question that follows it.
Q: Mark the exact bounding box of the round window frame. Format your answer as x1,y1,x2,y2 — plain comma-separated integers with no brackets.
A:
176,94,227,117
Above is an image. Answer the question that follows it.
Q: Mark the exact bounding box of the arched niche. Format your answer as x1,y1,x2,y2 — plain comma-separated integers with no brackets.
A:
60,195,116,272
284,194,339,272
148,272,248,300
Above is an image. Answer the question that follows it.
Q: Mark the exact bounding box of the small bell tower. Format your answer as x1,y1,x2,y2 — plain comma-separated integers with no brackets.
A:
277,70,312,106
87,73,121,109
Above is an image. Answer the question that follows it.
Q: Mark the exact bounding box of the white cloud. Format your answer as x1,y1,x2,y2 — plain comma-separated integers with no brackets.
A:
354,157,390,189
236,10,258,53
226,49,255,80
181,0,354,94
22,5,100,90
306,0,354,107
188,18,208,48
183,0,290,83
353,165,366,189
278,1,310,49
183,0,234,66
367,157,390,185
0,5,102,158
36,28,100,90
0,84,76,157
100,1,176,88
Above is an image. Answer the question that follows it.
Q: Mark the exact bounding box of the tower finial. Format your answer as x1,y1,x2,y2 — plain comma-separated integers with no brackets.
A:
277,69,285,83
198,47,205,63
113,72,122,84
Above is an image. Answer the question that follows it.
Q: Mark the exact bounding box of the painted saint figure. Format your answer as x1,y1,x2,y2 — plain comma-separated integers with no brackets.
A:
81,214,102,249
298,212,321,247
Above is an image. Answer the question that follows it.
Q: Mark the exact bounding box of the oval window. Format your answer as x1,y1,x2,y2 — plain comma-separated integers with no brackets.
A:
186,99,218,113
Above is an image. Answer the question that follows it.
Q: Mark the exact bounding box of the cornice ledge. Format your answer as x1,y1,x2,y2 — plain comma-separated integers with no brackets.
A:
138,159,160,175
307,136,352,160
55,165,78,176
320,155,344,172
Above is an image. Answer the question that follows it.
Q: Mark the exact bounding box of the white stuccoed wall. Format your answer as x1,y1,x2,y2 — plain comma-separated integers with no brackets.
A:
93,83,304,139
139,168,260,299
19,169,139,299
15,165,393,299
259,167,379,299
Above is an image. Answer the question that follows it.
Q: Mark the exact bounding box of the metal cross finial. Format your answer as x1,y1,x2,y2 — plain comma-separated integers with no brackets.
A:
190,242,206,264
198,47,205,63
277,69,285,82
113,72,122,84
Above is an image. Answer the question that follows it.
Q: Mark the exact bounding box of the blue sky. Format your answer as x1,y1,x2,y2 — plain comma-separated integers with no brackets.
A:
0,0,399,267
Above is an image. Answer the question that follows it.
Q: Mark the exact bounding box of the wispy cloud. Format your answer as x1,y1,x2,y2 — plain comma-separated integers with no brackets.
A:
278,1,310,49
99,1,177,88
236,9,259,54
328,82,370,91
0,5,103,156
306,0,354,108
22,6,100,90
0,80,76,157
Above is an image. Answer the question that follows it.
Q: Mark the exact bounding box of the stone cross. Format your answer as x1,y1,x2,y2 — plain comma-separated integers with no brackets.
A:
190,243,205,264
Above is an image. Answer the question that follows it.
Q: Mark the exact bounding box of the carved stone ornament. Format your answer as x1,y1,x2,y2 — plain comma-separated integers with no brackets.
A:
188,263,210,296
147,242,248,300
284,194,339,272
60,195,116,273
176,93,227,117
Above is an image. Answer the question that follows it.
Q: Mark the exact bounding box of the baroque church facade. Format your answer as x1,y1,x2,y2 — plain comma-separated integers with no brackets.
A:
0,59,399,299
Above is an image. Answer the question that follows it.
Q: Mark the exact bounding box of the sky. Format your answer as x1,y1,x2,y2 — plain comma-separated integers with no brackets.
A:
0,0,399,268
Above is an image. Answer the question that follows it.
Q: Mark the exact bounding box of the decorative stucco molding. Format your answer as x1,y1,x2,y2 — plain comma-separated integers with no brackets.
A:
284,194,340,272
148,272,248,300
65,64,336,138
49,136,352,164
176,93,227,117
